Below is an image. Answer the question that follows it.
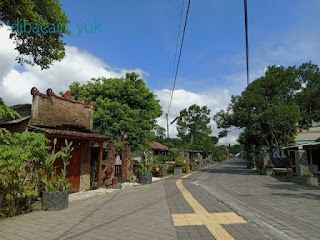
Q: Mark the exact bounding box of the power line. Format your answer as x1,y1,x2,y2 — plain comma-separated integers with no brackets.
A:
244,0,249,86
168,0,191,115
168,0,185,109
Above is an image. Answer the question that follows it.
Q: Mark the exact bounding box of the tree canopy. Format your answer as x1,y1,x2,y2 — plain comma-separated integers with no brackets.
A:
0,0,69,69
176,104,212,150
213,62,320,152
68,72,162,150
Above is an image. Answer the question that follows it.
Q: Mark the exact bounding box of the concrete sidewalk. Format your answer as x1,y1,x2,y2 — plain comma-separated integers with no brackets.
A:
0,181,178,240
194,158,320,240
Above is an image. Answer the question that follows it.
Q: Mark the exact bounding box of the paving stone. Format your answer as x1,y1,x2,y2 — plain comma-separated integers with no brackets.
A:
194,158,320,239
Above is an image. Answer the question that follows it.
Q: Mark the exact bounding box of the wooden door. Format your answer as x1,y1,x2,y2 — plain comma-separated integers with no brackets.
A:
67,149,81,193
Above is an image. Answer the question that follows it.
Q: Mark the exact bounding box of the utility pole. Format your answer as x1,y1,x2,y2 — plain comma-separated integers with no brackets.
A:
244,0,249,86
166,113,171,163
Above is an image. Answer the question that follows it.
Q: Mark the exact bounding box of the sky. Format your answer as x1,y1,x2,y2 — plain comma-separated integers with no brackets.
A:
1,0,320,145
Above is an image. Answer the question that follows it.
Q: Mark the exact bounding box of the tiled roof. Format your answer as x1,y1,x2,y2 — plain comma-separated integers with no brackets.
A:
151,141,168,150
0,116,31,125
28,126,112,141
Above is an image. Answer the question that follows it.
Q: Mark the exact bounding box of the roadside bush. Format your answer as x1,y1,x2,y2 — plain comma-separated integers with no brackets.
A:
175,156,189,173
305,171,314,178
0,128,50,218
165,163,175,174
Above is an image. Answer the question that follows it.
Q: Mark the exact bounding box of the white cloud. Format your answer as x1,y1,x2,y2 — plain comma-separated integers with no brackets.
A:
0,26,241,145
155,89,240,145
0,26,146,106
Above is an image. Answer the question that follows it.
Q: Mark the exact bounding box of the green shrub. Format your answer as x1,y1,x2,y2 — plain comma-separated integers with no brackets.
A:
286,172,294,178
165,163,175,174
175,156,189,173
305,171,314,178
0,128,50,217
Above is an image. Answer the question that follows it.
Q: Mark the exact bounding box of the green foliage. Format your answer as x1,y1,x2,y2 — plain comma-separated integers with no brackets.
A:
0,97,21,120
68,72,162,151
153,124,166,138
177,104,212,150
229,144,244,155
155,137,187,149
40,139,73,192
0,0,70,69
295,62,320,128
286,172,294,179
165,163,175,174
0,129,50,217
175,155,189,173
153,154,168,168
214,64,303,152
90,161,98,190
214,62,320,156
212,145,229,162
170,149,181,161
137,151,153,175
304,171,314,178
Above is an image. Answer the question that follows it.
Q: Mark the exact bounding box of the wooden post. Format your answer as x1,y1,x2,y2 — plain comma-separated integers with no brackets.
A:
98,142,103,188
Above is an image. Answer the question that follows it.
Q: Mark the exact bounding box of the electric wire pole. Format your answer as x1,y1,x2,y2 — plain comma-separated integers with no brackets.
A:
166,114,171,163
244,0,249,86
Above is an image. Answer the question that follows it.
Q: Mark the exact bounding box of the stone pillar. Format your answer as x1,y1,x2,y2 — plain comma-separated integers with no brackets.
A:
79,140,91,192
98,142,103,188
180,151,185,162
121,142,133,181
294,150,308,176
105,140,115,179
197,153,203,168
260,152,270,166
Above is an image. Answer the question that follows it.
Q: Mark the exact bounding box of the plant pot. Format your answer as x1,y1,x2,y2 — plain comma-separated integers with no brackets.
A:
41,190,68,211
174,166,182,174
112,178,119,185
266,168,274,176
306,177,318,187
139,173,152,184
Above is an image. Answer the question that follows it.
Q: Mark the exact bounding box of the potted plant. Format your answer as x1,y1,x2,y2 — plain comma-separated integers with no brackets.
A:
304,171,318,186
266,160,275,176
40,139,73,211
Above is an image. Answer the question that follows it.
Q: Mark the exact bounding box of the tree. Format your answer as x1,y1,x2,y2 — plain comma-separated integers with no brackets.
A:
68,72,162,151
153,124,166,139
296,62,320,128
214,65,301,153
176,104,212,150
0,0,69,69
0,97,20,120
229,144,244,155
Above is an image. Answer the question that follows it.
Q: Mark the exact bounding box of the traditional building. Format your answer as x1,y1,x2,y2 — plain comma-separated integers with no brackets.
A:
0,87,116,193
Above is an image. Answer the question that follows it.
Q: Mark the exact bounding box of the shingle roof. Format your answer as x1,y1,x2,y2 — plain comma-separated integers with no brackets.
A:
151,141,168,150
28,126,112,141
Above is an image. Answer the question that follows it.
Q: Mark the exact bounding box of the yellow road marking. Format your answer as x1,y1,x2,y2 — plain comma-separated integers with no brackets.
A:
172,173,247,240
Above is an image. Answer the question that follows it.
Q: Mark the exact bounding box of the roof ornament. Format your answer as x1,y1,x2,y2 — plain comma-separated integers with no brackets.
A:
46,88,55,96
31,87,39,95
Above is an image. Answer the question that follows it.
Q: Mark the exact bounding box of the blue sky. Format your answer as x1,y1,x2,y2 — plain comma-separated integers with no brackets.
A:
60,0,320,94
1,0,320,144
